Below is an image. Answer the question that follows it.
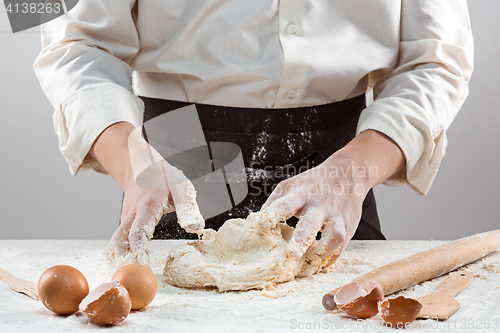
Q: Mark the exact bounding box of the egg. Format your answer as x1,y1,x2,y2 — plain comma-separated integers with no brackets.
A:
112,263,157,310
38,265,89,315
334,281,384,319
80,280,132,325
378,296,423,328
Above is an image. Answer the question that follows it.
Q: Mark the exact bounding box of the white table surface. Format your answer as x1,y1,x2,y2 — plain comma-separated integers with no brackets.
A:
1,239,499,333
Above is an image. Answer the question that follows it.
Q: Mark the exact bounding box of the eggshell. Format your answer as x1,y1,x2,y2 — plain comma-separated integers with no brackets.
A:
112,263,157,310
79,280,131,325
334,281,384,319
38,265,89,315
378,296,423,328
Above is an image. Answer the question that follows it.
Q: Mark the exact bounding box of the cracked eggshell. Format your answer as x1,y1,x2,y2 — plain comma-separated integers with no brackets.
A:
112,263,157,310
378,296,423,328
38,265,89,315
334,281,384,319
79,280,131,326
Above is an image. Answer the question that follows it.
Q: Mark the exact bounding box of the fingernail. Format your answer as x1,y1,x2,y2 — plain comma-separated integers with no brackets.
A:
318,246,341,259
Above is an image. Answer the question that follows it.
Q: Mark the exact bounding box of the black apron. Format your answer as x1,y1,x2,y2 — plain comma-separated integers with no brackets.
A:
138,94,385,241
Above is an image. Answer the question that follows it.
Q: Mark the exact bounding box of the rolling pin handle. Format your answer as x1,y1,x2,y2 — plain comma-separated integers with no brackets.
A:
322,293,337,310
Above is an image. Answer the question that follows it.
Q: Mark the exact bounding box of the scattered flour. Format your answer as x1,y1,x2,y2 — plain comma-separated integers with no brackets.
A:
1,240,500,332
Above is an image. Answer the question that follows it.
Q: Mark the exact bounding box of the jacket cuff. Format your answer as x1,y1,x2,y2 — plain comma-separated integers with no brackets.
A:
356,97,447,196
53,82,144,176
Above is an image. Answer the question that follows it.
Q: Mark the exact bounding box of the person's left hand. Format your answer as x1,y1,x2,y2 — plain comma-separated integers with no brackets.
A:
260,153,367,265
259,129,405,265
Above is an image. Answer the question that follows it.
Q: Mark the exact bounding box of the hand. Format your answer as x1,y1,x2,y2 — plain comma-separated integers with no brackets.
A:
88,122,204,264
260,154,367,265
108,160,204,264
260,130,405,264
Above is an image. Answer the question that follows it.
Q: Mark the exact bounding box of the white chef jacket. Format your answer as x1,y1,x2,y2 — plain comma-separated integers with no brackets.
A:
33,0,474,196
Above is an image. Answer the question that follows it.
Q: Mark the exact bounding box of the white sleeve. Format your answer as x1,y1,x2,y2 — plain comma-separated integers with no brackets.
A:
356,0,474,195
33,0,144,175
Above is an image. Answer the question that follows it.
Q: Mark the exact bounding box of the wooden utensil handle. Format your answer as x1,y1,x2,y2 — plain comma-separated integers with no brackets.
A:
416,271,475,320
323,230,500,310
433,271,474,295
0,267,16,283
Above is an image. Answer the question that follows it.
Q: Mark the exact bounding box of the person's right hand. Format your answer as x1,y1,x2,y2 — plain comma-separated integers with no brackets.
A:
88,122,204,264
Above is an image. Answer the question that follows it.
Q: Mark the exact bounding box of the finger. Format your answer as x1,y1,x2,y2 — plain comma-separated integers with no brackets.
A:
124,206,158,265
159,160,204,234
107,226,130,260
324,240,349,268
309,218,347,260
129,209,155,253
323,217,358,267
260,178,297,211
260,194,306,229
260,184,285,211
170,180,205,234
107,212,135,261
286,208,324,259
129,197,169,254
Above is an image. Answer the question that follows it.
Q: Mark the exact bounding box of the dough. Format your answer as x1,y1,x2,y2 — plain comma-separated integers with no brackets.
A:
163,212,330,292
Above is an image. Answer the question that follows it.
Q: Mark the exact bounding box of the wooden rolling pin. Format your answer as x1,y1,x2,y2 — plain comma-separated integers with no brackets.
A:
322,230,500,310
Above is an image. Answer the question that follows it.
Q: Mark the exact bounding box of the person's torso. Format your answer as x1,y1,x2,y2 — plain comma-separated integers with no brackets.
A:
130,0,402,108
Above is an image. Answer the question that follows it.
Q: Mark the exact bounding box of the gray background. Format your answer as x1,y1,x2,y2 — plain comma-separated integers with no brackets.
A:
0,1,498,241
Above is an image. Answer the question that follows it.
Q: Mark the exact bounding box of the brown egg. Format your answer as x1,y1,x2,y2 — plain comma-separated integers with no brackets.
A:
38,265,89,315
112,263,157,310
79,280,132,325
378,296,423,328
334,281,384,319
